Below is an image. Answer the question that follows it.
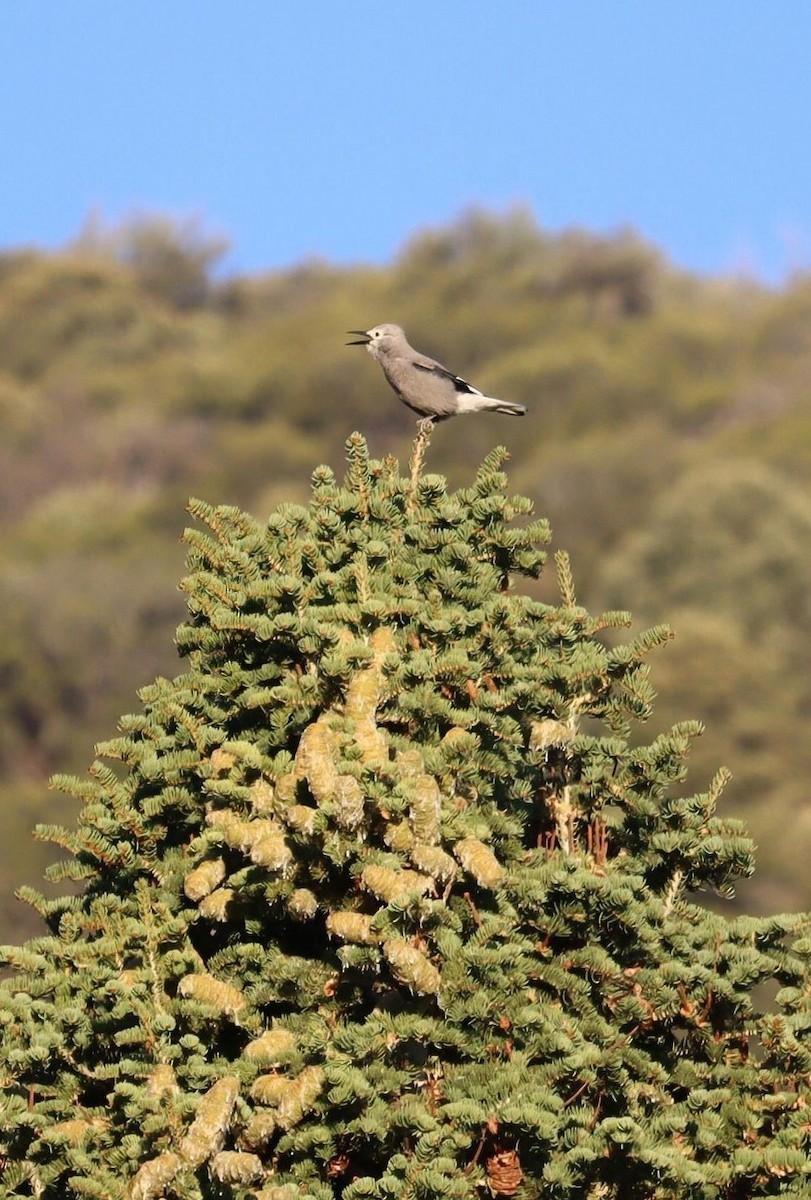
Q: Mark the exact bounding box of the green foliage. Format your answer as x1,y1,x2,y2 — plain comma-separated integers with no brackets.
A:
599,460,811,660
73,211,231,310
597,461,811,911
1,439,810,1199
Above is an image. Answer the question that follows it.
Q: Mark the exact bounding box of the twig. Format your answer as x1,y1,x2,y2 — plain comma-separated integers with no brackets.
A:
662,868,683,918
463,891,482,927
464,1126,488,1174
548,787,575,856
408,419,434,502
563,1079,590,1107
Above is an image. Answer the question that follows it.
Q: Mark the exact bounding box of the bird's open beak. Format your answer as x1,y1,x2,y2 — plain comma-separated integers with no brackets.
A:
346,330,371,345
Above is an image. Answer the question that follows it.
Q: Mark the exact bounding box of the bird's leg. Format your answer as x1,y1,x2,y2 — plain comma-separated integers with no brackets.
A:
409,418,434,498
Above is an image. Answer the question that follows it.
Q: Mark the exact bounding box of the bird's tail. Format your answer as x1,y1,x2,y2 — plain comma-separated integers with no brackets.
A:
481,397,527,417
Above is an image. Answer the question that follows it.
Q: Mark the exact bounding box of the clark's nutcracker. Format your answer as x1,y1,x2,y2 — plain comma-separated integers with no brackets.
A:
347,323,527,424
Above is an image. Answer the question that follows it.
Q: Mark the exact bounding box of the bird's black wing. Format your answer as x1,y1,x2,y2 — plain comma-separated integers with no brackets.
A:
411,360,481,395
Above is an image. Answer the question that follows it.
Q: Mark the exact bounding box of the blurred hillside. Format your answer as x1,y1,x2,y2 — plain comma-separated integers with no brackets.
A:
1,208,810,941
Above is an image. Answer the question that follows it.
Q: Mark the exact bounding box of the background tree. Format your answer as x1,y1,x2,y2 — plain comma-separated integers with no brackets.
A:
1,439,810,1199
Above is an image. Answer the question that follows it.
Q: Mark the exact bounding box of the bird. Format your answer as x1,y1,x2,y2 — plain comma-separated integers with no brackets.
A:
346,323,527,427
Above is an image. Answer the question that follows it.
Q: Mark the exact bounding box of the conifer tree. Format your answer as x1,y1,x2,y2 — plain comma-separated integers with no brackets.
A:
1,434,811,1200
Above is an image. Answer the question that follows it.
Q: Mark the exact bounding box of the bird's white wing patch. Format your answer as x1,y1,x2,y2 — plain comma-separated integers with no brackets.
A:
450,373,484,396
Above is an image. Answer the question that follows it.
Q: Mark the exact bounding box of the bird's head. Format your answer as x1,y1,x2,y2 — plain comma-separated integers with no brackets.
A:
346,323,405,359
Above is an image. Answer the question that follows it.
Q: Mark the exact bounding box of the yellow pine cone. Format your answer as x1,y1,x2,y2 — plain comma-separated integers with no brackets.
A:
211,1150,263,1184
277,1066,324,1129
206,811,292,873
288,888,318,920
251,1068,324,1129
284,804,318,833
455,837,504,888
184,857,226,901
295,721,339,803
384,821,414,853
251,1074,290,1106
178,973,246,1020
43,1119,96,1144
127,1150,182,1200
244,1027,297,1064
198,887,235,922
249,778,276,813
196,888,233,921
333,774,365,829
361,864,432,903
411,844,458,884
326,910,380,944
240,1110,278,1149
343,626,397,766
408,774,442,843
383,938,441,994
178,1075,240,1167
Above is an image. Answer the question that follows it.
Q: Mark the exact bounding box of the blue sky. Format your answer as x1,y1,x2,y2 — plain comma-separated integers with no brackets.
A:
2,3,810,281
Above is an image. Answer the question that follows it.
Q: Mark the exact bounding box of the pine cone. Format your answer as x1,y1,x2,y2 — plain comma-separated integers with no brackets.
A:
486,1146,523,1196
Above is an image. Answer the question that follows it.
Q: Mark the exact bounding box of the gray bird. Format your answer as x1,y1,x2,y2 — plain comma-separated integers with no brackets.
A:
347,323,527,425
